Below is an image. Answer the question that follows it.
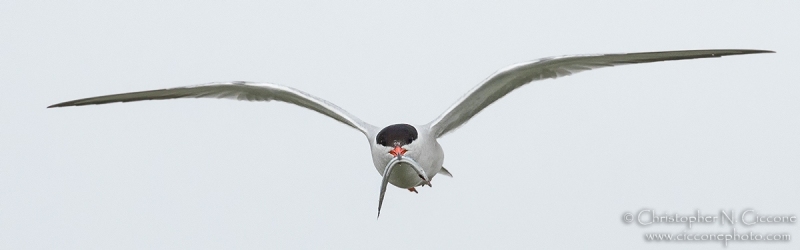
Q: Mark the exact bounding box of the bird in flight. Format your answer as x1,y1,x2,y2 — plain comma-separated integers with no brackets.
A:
49,49,773,217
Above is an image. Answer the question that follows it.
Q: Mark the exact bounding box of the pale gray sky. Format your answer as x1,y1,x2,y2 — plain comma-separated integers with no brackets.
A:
1,1,798,249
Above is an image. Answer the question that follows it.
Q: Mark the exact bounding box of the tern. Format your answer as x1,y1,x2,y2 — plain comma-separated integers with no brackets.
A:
49,49,773,217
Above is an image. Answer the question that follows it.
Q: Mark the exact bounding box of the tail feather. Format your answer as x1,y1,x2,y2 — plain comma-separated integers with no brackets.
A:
438,167,453,177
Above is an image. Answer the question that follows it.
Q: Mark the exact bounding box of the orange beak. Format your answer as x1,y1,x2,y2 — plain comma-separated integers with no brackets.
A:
389,146,407,157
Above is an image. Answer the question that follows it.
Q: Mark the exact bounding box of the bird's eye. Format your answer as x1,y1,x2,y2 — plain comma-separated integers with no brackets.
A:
407,138,413,144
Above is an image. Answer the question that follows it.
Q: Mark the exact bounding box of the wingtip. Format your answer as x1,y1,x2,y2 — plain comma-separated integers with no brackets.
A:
753,49,775,53
48,99,79,108
739,49,775,54
47,103,72,108
711,49,774,56
48,100,82,108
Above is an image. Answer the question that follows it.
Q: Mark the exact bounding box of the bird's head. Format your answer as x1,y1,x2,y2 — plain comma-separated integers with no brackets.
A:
375,123,418,157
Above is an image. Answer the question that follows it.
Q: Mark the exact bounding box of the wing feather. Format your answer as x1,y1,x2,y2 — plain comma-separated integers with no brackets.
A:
49,81,377,136
428,49,774,138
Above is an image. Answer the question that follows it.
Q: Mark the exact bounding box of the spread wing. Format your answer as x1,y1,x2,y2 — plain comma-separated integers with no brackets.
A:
49,81,377,136
427,49,774,138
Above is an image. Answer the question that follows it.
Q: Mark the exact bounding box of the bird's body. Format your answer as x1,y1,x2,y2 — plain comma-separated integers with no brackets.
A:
49,49,774,216
370,124,444,189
